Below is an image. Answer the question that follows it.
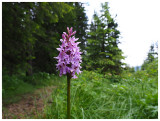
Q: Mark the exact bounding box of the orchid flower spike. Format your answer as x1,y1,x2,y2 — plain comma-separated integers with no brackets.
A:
54,27,82,79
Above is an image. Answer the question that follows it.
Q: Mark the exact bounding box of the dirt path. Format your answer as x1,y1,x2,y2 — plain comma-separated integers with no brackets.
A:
2,86,56,119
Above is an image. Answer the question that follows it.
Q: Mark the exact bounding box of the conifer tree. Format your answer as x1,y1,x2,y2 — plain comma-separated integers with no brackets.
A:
86,2,124,75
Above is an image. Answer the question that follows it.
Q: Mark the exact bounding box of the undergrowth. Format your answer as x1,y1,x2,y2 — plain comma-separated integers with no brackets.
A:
2,72,58,105
2,59,158,119
42,70,158,119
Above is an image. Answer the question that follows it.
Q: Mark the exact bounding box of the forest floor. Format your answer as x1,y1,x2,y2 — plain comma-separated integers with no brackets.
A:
2,86,56,119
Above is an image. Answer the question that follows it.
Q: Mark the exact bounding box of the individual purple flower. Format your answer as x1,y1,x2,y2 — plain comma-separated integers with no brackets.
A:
55,27,82,79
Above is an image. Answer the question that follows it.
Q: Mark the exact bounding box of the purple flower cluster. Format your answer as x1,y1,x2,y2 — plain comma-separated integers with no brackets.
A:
55,27,82,79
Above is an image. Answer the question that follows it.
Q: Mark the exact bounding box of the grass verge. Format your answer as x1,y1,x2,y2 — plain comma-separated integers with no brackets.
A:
42,70,158,119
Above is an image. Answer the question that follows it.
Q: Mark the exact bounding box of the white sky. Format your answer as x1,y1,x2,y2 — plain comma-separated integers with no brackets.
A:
84,0,160,67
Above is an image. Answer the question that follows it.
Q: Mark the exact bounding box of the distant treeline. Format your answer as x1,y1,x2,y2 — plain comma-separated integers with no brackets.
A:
3,2,145,77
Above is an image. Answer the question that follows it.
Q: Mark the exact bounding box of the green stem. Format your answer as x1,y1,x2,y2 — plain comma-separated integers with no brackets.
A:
67,73,71,119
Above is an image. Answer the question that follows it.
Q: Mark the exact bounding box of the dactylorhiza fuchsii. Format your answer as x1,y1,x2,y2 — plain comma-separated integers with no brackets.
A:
55,27,82,79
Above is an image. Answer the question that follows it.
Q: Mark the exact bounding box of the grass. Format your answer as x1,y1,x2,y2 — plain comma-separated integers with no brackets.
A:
2,59,158,119
3,76,34,105
2,72,60,105
42,70,158,119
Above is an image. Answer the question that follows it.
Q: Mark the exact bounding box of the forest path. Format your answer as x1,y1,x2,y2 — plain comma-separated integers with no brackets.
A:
2,86,56,119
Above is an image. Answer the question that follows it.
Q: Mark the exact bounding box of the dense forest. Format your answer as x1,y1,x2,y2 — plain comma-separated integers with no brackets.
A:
2,2,158,119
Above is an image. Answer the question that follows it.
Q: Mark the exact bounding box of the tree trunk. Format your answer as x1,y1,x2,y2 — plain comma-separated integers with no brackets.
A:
26,42,33,76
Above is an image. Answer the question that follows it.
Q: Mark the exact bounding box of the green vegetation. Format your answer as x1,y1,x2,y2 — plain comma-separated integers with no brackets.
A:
86,3,124,74
2,57,158,119
42,64,158,119
2,2,88,75
2,71,57,105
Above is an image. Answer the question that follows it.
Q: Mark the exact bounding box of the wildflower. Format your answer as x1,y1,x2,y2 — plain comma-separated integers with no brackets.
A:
55,27,82,79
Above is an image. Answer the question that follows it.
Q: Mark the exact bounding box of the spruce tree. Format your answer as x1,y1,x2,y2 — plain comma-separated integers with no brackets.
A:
86,2,125,75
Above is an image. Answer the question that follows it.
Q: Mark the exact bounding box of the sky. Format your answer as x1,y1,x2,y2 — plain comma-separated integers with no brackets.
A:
84,0,160,67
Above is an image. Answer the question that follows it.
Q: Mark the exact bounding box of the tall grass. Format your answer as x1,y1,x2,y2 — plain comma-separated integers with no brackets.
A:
2,59,158,119
42,70,158,119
